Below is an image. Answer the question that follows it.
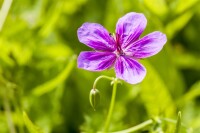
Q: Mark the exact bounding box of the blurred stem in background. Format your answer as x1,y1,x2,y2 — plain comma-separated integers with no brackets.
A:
0,0,13,31
3,92,16,133
1,78,16,133
0,0,14,130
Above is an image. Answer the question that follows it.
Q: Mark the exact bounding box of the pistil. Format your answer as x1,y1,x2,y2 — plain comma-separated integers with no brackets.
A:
115,33,124,56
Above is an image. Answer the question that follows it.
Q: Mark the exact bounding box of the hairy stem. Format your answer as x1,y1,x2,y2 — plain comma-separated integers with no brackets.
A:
104,78,118,132
93,75,114,89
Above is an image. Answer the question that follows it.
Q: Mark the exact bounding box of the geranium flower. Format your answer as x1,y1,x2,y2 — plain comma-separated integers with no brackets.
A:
77,12,167,84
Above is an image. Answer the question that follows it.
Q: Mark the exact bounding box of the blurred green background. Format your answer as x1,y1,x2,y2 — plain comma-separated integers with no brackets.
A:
0,0,200,133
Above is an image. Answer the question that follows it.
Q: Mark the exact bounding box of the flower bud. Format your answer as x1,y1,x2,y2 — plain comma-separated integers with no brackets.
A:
89,89,100,111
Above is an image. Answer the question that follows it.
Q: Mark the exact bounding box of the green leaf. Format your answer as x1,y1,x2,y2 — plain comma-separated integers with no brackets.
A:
0,39,15,67
165,11,193,39
143,0,168,17
178,81,200,105
63,0,87,15
32,56,76,96
37,44,72,59
173,50,200,70
140,61,175,117
39,1,64,37
23,111,44,133
174,0,200,15
174,111,182,133
10,43,32,66
149,47,185,98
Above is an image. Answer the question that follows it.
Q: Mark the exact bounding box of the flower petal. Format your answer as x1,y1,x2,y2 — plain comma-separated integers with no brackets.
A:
124,31,167,58
78,23,116,51
115,12,147,49
115,56,146,84
78,51,116,71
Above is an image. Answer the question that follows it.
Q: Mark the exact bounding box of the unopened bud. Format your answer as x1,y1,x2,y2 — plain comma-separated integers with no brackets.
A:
89,89,100,111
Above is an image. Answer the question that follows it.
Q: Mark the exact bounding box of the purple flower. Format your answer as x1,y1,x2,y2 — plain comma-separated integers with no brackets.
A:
77,12,167,84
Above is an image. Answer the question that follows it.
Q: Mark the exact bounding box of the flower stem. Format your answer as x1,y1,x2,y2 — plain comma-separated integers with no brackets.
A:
104,78,118,132
93,75,114,89
161,118,190,129
98,119,153,133
111,119,153,133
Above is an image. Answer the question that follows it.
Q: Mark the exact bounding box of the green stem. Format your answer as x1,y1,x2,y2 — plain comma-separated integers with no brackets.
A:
174,112,181,133
93,75,114,89
161,118,188,129
104,78,118,132
112,119,153,133
98,119,153,133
